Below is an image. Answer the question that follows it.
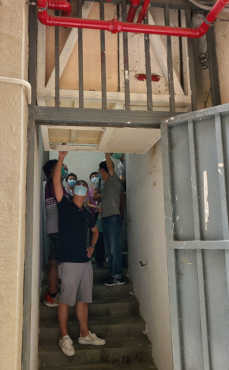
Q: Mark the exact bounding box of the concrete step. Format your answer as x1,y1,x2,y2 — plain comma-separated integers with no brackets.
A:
92,267,128,284
39,335,152,368
39,315,145,343
40,297,139,321
40,363,157,370
93,282,132,300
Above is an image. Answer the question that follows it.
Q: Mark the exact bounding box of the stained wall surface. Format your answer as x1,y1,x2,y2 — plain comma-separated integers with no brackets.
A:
0,1,28,370
126,143,173,370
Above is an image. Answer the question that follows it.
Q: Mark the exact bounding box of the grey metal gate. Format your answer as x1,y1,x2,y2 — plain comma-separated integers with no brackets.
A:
161,104,229,370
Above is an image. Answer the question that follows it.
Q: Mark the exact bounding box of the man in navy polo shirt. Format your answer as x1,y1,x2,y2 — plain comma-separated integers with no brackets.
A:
53,151,106,357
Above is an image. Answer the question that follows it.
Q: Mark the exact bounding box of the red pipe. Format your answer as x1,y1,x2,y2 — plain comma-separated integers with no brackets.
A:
127,0,140,22
137,0,151,23
38,0,71,16
38,0,229,38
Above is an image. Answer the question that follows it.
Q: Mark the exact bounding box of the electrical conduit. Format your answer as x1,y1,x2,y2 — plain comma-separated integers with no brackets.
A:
37,0,229,38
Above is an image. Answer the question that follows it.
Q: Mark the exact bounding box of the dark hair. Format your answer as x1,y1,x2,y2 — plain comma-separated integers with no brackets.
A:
89,171,99,179
99,161,108,173
66,172,77,182
43,159,58,179
99,160,114,173
76,179,89,189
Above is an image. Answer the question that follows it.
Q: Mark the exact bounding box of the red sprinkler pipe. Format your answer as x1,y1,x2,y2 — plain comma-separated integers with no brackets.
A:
137,0,151,23
127,0,140,22
37,0,229,38
38,0,71,16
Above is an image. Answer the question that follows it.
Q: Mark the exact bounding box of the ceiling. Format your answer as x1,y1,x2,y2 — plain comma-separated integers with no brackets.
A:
40,125,160,154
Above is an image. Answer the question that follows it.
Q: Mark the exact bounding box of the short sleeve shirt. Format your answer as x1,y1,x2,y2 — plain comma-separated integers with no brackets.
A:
101,173,122,218
57,196,96,262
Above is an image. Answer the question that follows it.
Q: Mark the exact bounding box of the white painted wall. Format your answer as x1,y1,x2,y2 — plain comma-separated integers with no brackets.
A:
126,142,172,370
49,151,105,182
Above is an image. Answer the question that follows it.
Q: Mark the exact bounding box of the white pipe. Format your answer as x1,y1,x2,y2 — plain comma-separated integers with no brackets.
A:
0,76,31,104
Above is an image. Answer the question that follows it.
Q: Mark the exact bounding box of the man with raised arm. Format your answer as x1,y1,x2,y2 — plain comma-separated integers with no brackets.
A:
99,153,125,286
53,151,105,357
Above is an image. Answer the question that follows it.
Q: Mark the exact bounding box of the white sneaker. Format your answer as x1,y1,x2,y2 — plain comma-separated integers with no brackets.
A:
59,335,76,356
78,331,106,346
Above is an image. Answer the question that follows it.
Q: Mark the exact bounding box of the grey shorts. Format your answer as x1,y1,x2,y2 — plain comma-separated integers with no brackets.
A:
58,262,93,306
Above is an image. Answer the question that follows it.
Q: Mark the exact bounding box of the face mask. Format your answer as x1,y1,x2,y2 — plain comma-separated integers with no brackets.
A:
91,176,99,185
61,167,68,179
74,185,88,197
112,153,123,160
68,179,76,188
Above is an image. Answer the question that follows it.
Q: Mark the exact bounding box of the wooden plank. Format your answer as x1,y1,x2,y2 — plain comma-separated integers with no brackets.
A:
38,88,191,110
148,10,184,97
45,2,93,90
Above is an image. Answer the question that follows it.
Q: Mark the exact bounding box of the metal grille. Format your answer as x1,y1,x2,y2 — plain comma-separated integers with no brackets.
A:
161,104,229,370
34,0,205,114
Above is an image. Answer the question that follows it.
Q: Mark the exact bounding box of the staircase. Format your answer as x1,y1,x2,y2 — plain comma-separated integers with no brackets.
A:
39,268,157,370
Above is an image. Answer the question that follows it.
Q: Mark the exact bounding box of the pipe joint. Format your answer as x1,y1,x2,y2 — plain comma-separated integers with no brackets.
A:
109,19,122,33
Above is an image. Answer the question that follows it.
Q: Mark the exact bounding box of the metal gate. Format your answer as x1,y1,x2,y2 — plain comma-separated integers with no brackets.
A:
161,104,229,370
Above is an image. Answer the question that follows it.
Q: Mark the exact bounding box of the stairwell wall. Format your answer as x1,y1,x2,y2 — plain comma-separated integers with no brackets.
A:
0,1,29,370
126,142,173,370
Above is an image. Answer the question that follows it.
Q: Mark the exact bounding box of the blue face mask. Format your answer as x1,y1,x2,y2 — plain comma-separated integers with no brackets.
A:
74,185,88,197
91,176,99,185
62,167,68,179
68,179,76,188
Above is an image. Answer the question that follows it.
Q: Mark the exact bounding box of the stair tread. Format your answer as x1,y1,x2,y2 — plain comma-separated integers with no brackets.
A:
40,334,151,351
40,314,143,327
39,363,156,370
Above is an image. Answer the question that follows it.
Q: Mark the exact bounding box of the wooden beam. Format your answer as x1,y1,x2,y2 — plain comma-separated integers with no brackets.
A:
38,89,191,110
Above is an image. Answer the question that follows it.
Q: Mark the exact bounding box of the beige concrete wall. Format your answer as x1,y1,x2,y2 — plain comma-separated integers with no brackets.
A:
0,1,28,370
215,21,229,104
126,143,172,370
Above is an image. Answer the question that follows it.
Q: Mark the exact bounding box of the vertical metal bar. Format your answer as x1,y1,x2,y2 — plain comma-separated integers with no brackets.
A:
206,27,221,106
215,113,229,297
122,0,130,111
54,11,60,107
144,15,152,111
188,120,211,370
185,9,198,110
164,6,175,113
161,122,182,370
100,1,107,110
117,4,121,92
28,3,37,106
178,9,184,91
78,2,84,109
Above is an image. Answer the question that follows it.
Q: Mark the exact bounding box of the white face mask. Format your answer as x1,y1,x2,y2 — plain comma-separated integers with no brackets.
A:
74,185,87,197
91,176,99,185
